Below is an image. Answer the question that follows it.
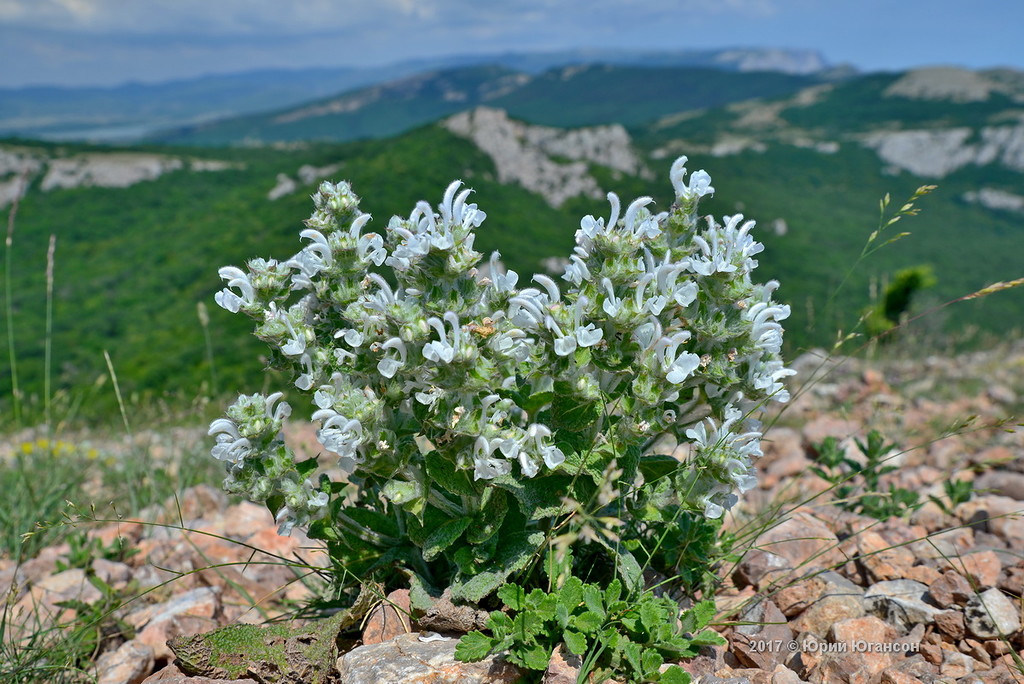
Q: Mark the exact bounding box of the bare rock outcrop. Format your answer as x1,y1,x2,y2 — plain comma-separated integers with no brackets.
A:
443,106,649,207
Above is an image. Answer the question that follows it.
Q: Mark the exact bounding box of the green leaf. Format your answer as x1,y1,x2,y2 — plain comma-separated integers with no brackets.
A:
690,628,727,647
265,493,284,520
558,575,584,612
422,516,472,562
295,457,319,477
525,587,548,609
487,610,514,635
600,539,642,596
406,506,450,545
466,488,508,544
406,572,439,613
512,611,545,642
603,578,622,606
555,602,571,630
518,642,552,671
450,531,546,603
641,649,664,676
622,641,642,673
583,585,605,619
522,390,555,413
498,583,527,611
341,507,401,540
454,631,494,662
659,665,692,684
563,629,588,656
493,473,571,518
551,380,601,431
381,479,420,505
680,600,717,633
532,594,558,621
306,517,339,542
573,610,604,634
639,600,664,634
425,450,476,497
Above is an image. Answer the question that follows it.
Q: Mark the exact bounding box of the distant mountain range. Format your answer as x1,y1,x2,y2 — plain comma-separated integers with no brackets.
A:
150,63,829,147
0,47,837,143
1,61,1022,417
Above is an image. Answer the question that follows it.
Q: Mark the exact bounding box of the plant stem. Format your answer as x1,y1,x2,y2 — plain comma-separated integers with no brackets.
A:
44,234,56,430
4,175,25,429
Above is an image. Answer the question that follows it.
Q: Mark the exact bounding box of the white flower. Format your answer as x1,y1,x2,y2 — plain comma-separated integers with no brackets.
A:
313,408,365,472
532,274,562,305
472,436,512,480
357,231,387,266
561,255,591,286
690,214,763,276
488,252,519,293
525,424,564,471
546,316,577,357
575,323,603,348
208,418,251,467
214,267,255,313
655,332,700,384
671,157,715,202
377,337,407,378
601,278,623,317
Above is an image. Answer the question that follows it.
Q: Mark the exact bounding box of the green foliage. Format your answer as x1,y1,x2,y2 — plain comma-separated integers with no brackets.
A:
455,573,723,683
809,430,922,520
864,265,938,339
55,530,138,572
1,565,135,683
0,439,92,558
929,477,974,516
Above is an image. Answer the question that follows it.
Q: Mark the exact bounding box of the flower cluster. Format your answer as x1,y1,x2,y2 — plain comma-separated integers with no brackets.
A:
211,156,791,536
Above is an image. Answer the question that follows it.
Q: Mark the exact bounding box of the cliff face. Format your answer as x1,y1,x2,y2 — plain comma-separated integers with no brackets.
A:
0,145,238,208
860,123,1024,177
443,106,649,207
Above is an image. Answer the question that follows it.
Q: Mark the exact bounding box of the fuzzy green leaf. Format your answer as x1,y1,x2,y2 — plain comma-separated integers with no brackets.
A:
555,602,571,629
641,649,664,675
563,629,588,656
513,611,545,642
522,390,555,413
551,381,601,431
622,641,642,673
425,450,477,498
573,610,604,634
659,665,692,684
466,488,508,544
558,576,584,612
583,585,605,619
295,457,319,477
498,584,527,611
406,572,439,613
381,479,419,505
680,600,717,633
487,610,514,635
493,473,571,518
639,600,665,634
604,578,622,606
450,531,546,603
454,631,494,663
517,642,552,671
690,628,727,647
306,518,339,542
422,516,472,562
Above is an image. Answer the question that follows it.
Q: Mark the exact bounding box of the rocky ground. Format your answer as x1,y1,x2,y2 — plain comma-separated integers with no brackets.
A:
3,343,1024,683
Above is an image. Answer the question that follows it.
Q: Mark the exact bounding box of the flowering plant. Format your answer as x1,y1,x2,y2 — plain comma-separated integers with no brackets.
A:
209,156,791,603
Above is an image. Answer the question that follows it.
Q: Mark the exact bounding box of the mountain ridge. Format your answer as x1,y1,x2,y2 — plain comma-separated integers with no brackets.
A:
0,47,834,143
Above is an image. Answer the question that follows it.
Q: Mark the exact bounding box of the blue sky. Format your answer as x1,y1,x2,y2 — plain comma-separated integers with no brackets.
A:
1,0,1020,87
